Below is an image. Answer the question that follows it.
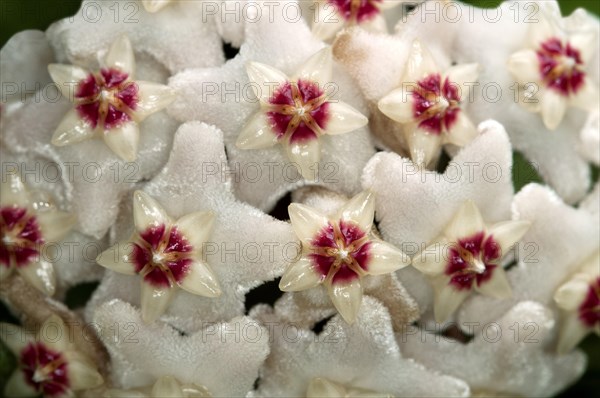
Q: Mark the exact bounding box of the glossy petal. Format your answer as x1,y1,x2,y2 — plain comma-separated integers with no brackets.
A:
36,210,76,243
140,282,174,323
329,279,363,324
65,354,104,390
325,101,369,135
378,87,414,123
445,112,478,146
102,122,140,162
96,242,136,275
444,200,485,242
541,91,567,130
405,127,443,168
151,376,184,398
554,277,590,312
134,81,177,121
236,112,279,149
403,40,438,84
306,378,346,397
0,173,29,207
444,63,479,92
475,267,512,299
17,261,55,296
106,35,135,76
133,191,169,233
288,203,329,245
366,240,410,275
311,2,346,41
47,64,89,101
245,62,288,102
433,278,470,323
412,240,448,277
294,47,333,88
488,220,531,258
557,313,590,354
4,371,38,398
280,256,323,291
39,314,68,352
178,261,221,297
571,82,600,112
338,190,375,232
286,137,321,181
51,109,96,146
507,49,540,84
174,211,215,249
141,0,171,13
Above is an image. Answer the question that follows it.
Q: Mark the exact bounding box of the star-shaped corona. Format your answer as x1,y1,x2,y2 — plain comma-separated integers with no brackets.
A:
0,173,75,296
412,200,531,323
507,9,599,130
48,35,176,161
96,191,221,323
378,40,480,168
554,251,600,354
237,47,368,180
279,191,410,323
0,315,103,397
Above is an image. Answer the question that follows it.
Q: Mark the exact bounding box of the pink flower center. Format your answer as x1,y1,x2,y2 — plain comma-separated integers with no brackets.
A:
446,231,501,291
412,73,461,135
20,343,69,397
537,37,585,96
0,206,43,268
75,68,139,131
132,224,194,288
267,79,330,143
328,0,383,23
579,277,600,328
309,220,371,284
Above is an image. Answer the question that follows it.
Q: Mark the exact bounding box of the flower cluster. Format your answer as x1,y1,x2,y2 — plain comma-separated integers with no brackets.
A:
0,0,598,397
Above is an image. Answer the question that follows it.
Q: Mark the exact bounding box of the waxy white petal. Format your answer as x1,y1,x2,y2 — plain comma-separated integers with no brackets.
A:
569,32,597,63
433,277,470,323
102,121,140,162
134,81,177,121
329,279,363,324
96,242,136,275
47,64,89,101
4,371,38,398
151,376,184,398
36,210,76,243
294,47,333,88
475,267,512,299
412,240,449,277
133,191,169,235
51,109,96,146
366,240,410,275
178,261,222,297
406,127,443,168
378,87,414,124
0,173,29,207
557,313,590,354
288,203,329,245
142,0,172,13
311,2,346,41
17,260,55,296
325,101,369,135
338,190,375,232
445,112,478,146
554,277,591,311
541,91,567,130
306,378,346,397
402,40,438,84
236,112,279,149
444,63,479,92
507,49,541,85
0,324,33,355
174,211,215,249
64,353,104,390
39,314,68,352
140,282,174,323
286,138,321,181
106,35,135,76
571,82,600,112
444,200,485,241
245,62,288,102
279,256,323,292
488,220,531,258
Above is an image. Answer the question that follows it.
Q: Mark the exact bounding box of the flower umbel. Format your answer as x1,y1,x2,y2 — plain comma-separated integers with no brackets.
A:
237,47,368,180
378,40,480,168
48,35,176,161
413,200,531,323
97,190,221,323
0,315,103,397
0,173,75,296
279,191,410,323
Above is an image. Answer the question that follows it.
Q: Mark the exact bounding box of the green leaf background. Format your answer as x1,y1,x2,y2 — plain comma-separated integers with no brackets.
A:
0,1,598,396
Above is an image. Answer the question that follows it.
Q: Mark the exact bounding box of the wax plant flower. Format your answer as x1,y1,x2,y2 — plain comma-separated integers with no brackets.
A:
378,40,480,168
168,0,375,211
311,0,405,41
412,200,530,322
93,300,269,396
507,3,599,130
238,47,368,180
0,173,75,296
96,190,221,323
0,315,103,397
279,190,410,323
48,35,176,162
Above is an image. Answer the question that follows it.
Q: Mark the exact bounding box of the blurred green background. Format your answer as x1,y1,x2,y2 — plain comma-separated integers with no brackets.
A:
1,0,599,397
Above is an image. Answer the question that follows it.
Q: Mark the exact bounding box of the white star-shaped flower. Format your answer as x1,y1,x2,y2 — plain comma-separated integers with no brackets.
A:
0,315,103,397
48,35,176,162
1,173,76,296
280,190,410,323
238,47,368,180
